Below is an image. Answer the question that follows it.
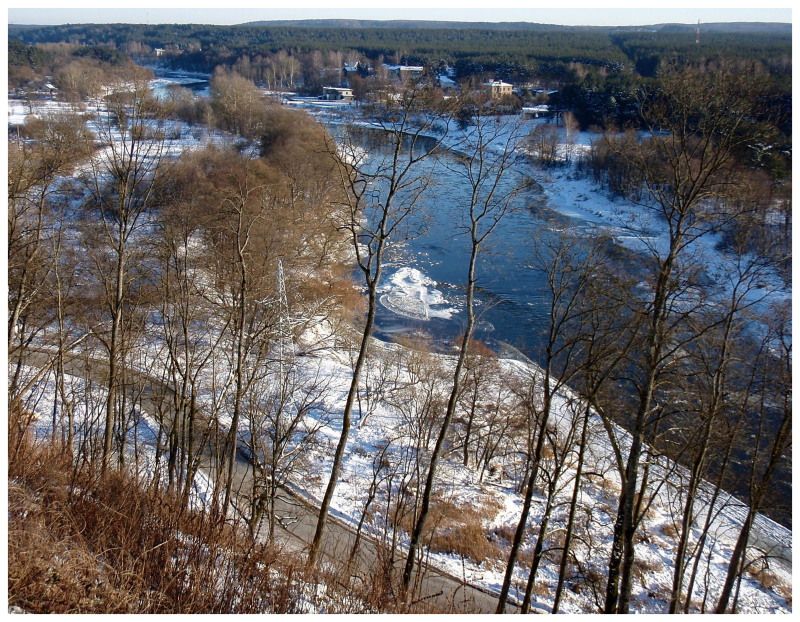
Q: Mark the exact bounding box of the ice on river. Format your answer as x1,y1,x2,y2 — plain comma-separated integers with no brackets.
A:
378,266,456,321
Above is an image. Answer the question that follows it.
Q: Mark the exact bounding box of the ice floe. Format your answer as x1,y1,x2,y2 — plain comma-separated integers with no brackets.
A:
378,266,456,321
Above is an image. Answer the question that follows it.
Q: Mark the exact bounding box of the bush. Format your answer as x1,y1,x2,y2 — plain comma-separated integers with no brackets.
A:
8,434,300,613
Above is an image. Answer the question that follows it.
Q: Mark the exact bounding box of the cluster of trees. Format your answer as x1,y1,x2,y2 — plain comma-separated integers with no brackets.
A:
9,39,139,99
8,72,355,536
8,55,790,614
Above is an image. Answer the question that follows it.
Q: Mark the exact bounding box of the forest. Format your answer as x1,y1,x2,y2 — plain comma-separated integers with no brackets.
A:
7,19,793,615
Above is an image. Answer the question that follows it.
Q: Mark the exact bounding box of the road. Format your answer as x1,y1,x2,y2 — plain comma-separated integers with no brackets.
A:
21,347,517,613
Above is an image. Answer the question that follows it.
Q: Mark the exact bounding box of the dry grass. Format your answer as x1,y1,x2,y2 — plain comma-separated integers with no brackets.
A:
774,582,792,608
492,523,517,545
568,564,606,598
429,521,501,564
9,425,406,613
8,434,301,613
747,565,783,591
660,520,679,540
427,496,503,565
8,411,479,614
392,495,503,566
630,557,661,588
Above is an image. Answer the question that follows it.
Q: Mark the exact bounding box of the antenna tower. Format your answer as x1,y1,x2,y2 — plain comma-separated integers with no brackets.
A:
276,259,295,398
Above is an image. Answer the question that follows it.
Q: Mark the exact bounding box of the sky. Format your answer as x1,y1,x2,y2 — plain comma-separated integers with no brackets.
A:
7,3,793,27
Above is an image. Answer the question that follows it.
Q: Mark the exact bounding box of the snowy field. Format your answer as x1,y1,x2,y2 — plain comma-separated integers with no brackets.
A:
9,98,239,159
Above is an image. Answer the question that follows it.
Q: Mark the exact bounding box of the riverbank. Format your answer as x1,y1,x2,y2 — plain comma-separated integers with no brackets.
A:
16,312,792,613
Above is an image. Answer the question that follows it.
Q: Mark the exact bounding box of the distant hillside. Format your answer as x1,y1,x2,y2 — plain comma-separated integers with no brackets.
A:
237,19,584,31
653,21,790,34
237,19,790,34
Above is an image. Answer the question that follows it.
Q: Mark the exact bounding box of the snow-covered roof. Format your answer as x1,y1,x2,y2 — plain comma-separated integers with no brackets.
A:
522,105,550,113
484,80,513,87
383,64,424,72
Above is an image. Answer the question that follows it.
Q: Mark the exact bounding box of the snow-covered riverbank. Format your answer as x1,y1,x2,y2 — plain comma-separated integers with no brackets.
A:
17,312,792,613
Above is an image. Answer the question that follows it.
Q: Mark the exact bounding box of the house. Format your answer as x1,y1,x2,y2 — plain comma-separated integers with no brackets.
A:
521,105,551,119
483,80,513,99
154,48,166,57
383,64,425,82
321,86,354,101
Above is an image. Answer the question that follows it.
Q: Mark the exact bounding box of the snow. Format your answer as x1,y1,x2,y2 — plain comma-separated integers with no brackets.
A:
8,99,89,125
537,168,790,329
378,266,457,321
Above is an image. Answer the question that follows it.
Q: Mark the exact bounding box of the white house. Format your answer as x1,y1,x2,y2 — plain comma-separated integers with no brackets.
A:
321,86,354,101
483,80,513,99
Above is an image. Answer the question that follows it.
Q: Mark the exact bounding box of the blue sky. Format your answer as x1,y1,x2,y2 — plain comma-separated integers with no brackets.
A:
7,5,793,27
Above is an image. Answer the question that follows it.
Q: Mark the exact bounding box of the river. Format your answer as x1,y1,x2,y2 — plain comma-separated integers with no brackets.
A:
147,68,790,529
342,126,565,358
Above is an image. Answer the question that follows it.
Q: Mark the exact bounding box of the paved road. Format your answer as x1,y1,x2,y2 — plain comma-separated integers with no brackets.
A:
21,347,516,613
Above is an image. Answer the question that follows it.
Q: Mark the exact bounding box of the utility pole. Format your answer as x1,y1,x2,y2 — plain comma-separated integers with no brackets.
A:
276,259,293,400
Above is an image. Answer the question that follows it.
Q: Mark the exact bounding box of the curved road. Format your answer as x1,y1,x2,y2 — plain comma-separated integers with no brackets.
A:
21,347,517,613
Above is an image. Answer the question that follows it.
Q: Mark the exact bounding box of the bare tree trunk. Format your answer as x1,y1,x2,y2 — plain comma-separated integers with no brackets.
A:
553,401,591,613
402,240,478,593
308,261,379,562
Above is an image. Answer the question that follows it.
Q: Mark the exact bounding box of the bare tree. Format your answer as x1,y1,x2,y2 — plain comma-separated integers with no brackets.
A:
404,111,525,595
80,71,165,475
667,252,776,612
308,83,452,567
496,233,602,611
602,63,770,613
715,303,791,612
8,113,91,401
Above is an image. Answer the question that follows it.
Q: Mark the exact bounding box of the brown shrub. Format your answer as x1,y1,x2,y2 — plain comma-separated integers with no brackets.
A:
492,523,517,544
429,521,501,564
747,565,782,591
661,520,679,539
774,582,792,608
7,435,304,613
391,495,503,566
630,557,660,588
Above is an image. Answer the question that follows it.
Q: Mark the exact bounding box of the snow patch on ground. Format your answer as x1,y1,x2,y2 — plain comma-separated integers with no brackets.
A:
14,364,215,511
